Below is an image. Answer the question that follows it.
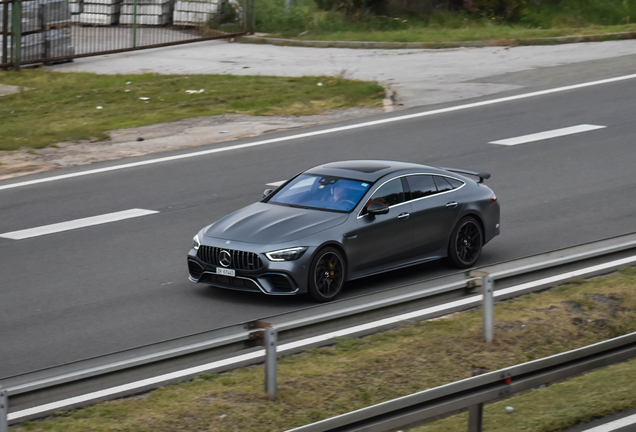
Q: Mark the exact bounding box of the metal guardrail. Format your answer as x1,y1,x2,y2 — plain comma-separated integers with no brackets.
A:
285,331,636,432
2,232,636,428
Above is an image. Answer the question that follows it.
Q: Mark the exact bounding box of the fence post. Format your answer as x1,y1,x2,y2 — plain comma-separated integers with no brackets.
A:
10,0,20,70
242,0,255,34
2,0,9,66
264,326,277,400
242,0,246,33
482,275,494,343
132,0,137,47
249,0,254,34
0,387,8,432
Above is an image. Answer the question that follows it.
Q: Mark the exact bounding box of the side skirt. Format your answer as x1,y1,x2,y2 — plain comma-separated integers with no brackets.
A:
347,254,446,282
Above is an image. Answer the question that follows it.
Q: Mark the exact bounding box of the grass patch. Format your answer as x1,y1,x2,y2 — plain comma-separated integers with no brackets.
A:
0,70,384,151
15,267,636,432
276,23,636,43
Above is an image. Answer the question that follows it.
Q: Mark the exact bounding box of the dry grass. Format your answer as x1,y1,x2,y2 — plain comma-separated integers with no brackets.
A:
16,267,636,432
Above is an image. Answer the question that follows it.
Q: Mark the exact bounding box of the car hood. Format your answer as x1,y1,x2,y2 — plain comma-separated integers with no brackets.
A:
204,202,348,244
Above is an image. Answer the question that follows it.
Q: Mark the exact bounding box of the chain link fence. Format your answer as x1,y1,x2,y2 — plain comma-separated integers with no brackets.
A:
1,0,253,68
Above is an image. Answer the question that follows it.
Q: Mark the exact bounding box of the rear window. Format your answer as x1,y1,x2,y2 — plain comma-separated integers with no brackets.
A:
434,176,453,192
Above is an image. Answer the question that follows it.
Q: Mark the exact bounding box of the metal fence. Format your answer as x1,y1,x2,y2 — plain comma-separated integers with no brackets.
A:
0,0,253,69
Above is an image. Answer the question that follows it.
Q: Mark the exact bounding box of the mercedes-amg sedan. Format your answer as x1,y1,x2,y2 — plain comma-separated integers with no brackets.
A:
188,160,500,301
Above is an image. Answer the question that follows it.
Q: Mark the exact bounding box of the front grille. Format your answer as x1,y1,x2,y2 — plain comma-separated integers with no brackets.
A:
198,246,263,271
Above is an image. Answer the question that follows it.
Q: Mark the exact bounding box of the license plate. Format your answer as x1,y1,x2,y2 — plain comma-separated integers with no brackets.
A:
216,267,235,277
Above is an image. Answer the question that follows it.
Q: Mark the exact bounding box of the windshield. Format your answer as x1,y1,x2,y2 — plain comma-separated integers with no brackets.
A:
269,174,372,212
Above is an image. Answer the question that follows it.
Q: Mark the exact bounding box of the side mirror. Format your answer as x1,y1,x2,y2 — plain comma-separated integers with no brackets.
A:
367,202,389,217
263,189,274,199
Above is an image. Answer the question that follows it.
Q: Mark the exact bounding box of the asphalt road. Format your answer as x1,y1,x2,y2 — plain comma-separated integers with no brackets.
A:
1,64,636,379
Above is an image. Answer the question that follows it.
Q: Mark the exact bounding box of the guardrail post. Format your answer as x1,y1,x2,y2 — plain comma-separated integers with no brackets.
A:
0,387,8,432
482,275,494,343
10,0,20,70
468,403,483,432
264,326,277,400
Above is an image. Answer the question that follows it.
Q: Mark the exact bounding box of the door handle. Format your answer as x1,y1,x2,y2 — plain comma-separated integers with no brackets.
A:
398,212,410,220
446,202,458,208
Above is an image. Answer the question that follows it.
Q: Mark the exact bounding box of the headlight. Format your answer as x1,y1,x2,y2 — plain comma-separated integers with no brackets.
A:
192,234,200,250
266,247,308,262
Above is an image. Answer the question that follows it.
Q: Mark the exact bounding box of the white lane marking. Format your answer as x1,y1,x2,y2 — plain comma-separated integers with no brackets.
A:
489,124,607,146
0,209,159,240
266,180,286,187
7,254,636,421
1,73,636,193
584,413,636,431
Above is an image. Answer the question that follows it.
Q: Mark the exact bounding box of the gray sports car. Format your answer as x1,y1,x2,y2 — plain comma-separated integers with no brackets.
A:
188,160,500,301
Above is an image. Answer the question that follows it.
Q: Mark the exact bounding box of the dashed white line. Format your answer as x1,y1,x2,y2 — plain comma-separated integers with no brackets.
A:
8,254,636,421
0,209,159,240
1,73,635,192
583,413,636,431
266,180,286,187
489,124,606,146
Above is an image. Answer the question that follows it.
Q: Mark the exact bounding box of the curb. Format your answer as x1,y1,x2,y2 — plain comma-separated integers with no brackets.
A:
238,30,636,49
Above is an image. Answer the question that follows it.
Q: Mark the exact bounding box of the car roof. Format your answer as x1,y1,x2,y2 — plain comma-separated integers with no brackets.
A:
304,160,443,182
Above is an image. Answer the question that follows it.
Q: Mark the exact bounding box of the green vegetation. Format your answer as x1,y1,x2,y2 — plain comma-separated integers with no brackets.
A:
16,267,636,432
255,0,636,41
0,70,384,150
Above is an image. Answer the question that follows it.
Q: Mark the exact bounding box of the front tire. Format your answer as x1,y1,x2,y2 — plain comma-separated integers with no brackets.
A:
308,247,346,302
447,217,483,268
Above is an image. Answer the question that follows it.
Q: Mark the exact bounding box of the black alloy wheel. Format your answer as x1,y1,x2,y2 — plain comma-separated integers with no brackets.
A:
447,217,483,268
308,247,346,302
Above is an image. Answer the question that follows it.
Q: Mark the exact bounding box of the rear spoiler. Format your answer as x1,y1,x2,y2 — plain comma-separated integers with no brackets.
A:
439,167,491,184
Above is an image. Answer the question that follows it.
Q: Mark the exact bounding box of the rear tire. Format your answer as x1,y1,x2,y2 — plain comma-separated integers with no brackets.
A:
447,217,483,268
308,247,346,302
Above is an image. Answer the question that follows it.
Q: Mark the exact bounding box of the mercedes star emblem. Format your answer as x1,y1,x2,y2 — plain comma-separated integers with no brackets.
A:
219,250,232,268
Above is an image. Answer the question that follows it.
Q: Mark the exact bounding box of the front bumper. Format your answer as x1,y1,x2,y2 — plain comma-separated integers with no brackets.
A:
187,239,315,295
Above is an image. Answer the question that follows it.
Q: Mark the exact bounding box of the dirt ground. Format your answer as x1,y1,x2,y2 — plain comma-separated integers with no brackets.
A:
0,107,385,181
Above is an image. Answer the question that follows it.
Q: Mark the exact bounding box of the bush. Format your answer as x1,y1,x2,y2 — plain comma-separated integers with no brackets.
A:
311,0,527,20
